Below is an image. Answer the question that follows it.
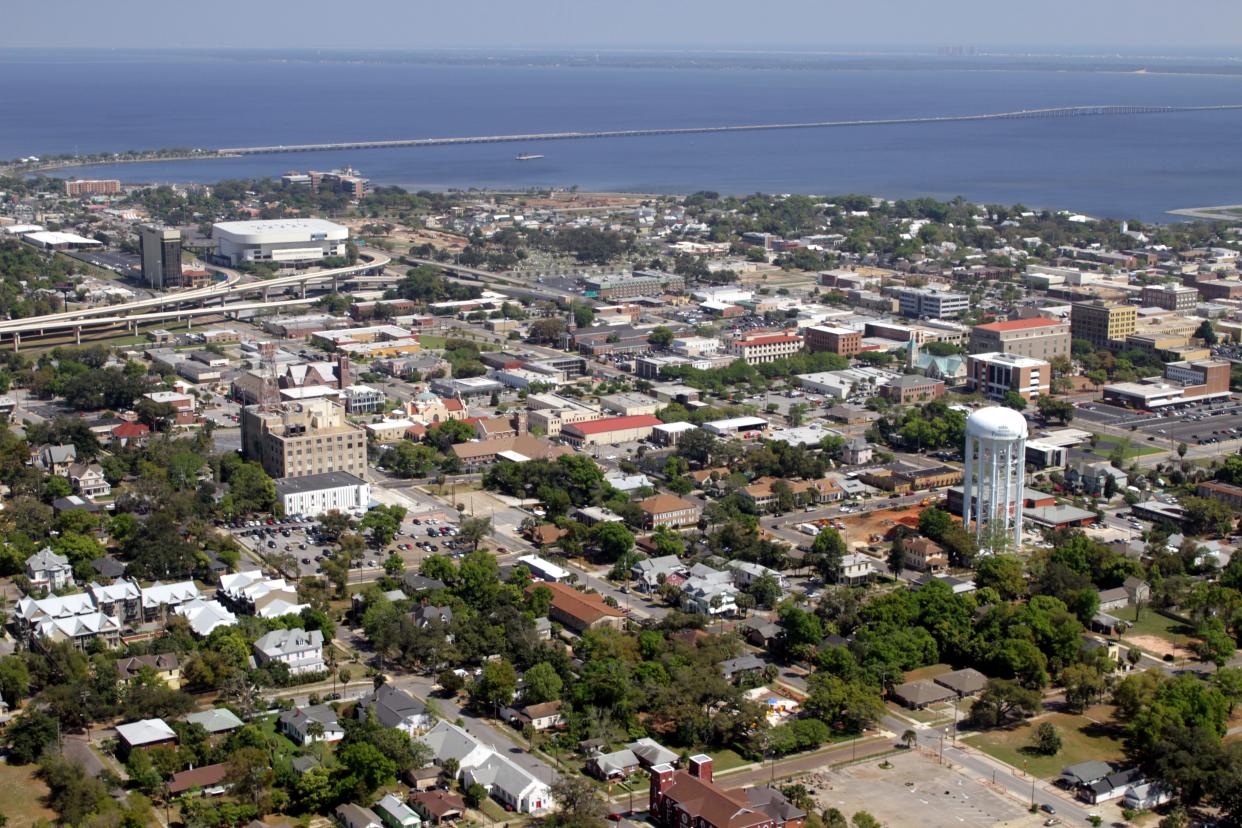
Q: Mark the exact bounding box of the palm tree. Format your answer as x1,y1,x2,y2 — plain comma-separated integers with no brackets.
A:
306,720,326,761
901,729,917,750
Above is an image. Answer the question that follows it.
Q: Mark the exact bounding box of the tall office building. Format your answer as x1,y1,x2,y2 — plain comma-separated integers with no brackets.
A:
1070,301,1137,348
138,225,183,290
240,398,367,480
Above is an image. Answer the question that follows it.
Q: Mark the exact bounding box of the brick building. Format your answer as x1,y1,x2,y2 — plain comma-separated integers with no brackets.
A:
649,756,805,828
803,326,861,357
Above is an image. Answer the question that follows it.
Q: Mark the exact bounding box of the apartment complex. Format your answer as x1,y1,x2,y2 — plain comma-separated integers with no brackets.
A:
968,317,1070,360
1141,283,1199,311
64,179,121,196
241,399,366,479
966,352,1050,401
803,325,862,357
727,331,804,365
138,225,184,290
1071,301,1137,348
895,287,969,319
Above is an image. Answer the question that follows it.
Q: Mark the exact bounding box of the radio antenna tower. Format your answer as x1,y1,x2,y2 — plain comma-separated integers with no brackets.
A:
258,342,280,412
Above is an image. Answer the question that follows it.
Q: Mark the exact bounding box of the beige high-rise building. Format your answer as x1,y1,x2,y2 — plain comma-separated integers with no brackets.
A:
241,399,366,480
1070,301,1137,348
968,317,1070,360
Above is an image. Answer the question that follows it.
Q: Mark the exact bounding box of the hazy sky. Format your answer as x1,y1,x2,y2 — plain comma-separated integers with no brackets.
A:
4,0,1242,52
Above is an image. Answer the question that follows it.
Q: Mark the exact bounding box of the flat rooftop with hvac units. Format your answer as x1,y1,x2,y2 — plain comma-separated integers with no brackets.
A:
212,218,349,267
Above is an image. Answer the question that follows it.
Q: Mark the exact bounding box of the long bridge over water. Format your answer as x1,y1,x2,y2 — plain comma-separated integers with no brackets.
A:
216,104,1242,156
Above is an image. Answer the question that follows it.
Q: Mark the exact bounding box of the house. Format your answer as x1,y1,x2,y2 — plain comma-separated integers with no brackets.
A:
840,437,873,465
68,463,111,498
741,620,783,650
1066,460,1127,496
252,628,326,676
650,756,805,828
527,523,568,549
116,654,182,689
412,604,454,627
279,703,344,745
902,537,948,573
1059,760,1115,790
410,791,465,824
404,765,443,792
1097,587,1131,612
357,684,432,735
175,599,238,636
25,547,74,591
629,737,679,769
168,763,230,796
336,803,384,828
537,581,625,633
720,654,766,682
111,422,151,447
89,579,142,623
632,555,688,592
1080,768,1145,805
34,444,76,476
185,708,245,738
590,748,641,781
419,721,552,813
500,700,565,732
638,494,702,529
682,565,738,617
374,793,422,828
1122,782,1172,811
115,718,178,755
729,561,786,589
891,680,956,709
403,574,448,593
90,556,127,581
835,553,877,586
932,668,987,698
141,580,201,621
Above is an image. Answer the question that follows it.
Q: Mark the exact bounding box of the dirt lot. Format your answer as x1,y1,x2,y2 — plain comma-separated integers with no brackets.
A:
838,504,932,550
1126,634,1194,660
789,751,1038,828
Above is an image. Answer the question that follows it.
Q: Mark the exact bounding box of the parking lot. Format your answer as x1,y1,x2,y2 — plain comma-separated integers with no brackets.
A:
798,751,1032,828
1078,396,1242,447
227,510,464,580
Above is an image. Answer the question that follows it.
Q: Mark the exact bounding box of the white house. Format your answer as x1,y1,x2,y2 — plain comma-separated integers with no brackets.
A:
174,599,238,636
374,793,422,828
419,721,552,814
25,547,74,591
728,561,787,589
252,628,326,676
356,684,432,736
279,703,343,745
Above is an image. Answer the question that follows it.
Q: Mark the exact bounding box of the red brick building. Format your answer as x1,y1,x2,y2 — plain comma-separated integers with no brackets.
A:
650,756,806,828
804,326,862,357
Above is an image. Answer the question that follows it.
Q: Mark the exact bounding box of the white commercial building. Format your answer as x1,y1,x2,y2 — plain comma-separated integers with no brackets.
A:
274,471,370,517
962,407,1028,551
212,218,348,266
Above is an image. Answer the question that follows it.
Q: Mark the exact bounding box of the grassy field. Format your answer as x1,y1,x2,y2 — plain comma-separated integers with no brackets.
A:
418,334,447,349
1123,609,1195,642
1085,438,1162,460
710,748,751,773
902,664,953,682
0,762,58,824
965,710,1124,779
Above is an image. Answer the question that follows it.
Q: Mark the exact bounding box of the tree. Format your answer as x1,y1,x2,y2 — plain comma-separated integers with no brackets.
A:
852,812,882,828
226,746,273,810
1213,667,1242,715
971,679,1041,728
521,662,564,705
811,527,846,582
458,516,492,551
550,774,608,828
803,674,885,734
1194,619,1236,671
360,505,406,546
648,326,674,348
318,509,356,541
590,521,635,563
1000,390,1027,411
887,536,905,577
974,554,1026,600
901,729,917,749
220,461,275,516
1062,663,1107,713
1196,319,1218,346
4,710,58,764
464,782,489,809
1037,396,1074,425
1030,722,1062,755
471,659,518,709
748,573,783,610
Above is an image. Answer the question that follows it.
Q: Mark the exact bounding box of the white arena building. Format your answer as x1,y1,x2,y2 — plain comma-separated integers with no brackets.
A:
961,406,1028,551
212,218,348,267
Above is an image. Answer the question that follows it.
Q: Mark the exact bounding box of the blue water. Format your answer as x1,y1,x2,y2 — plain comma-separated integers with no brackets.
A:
4,50,1242,221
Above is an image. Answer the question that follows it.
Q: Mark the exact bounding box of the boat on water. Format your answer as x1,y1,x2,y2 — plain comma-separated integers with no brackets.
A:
515,153,544,161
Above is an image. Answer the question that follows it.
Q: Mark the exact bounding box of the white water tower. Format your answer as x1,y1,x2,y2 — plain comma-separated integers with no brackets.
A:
962,406,1028,551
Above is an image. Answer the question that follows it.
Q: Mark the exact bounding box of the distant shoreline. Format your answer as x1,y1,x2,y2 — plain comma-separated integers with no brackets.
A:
1167,205,1242,221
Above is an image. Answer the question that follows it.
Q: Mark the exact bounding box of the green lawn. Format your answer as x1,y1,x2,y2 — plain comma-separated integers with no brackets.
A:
1084,438,1162,460
710,748,751,773
418,334,447,349
479,798,509,821
1124,609,1194,641
254,712,305,764
0,762,58,825
965,711,1124,779
902,664,953,682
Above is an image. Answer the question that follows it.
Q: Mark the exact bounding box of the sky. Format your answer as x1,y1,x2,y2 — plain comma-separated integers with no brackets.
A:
4,0,1242,52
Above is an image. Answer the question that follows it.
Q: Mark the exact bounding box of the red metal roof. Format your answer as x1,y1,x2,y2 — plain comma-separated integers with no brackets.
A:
566,414,662,435
974,317,1065,332
738,334,802,346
